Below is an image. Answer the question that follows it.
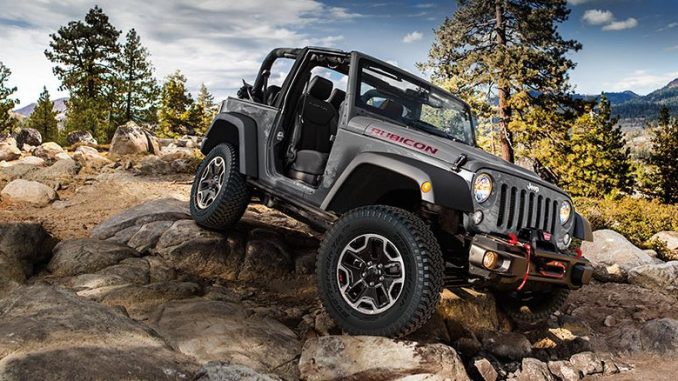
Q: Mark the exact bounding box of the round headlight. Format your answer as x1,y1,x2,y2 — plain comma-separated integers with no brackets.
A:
559,200,572,225
473,174,493,203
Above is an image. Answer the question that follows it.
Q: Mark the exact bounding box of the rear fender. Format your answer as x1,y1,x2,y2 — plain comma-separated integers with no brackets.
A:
201,112,258,177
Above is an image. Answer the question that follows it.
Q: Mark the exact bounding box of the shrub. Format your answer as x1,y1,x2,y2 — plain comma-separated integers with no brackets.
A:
575,196,678,259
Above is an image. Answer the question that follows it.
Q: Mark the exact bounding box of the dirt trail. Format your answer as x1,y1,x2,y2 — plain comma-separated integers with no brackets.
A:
0,172,193,240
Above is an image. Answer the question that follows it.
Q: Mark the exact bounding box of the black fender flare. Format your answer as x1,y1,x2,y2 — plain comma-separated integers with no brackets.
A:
573,212,593,241
321,152,473,213
200,112,258,177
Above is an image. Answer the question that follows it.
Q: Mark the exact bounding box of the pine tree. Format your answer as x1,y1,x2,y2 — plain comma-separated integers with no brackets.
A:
192,83,217,135
45,6,121,141
116,29,160,124
158,70,194,137
650,106,678,203
26,87,59,142
0,61,19,135
421,0,581,162
556,95,632,197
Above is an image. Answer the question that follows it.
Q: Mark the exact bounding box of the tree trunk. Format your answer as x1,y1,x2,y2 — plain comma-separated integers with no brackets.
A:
495,0,514,163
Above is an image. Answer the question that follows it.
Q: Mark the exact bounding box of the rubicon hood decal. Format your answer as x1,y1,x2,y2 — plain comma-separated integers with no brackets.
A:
370,127,439,155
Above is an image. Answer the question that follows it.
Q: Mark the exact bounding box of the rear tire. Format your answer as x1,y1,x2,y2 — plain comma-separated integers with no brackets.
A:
317,205,444,337
497,287,570,324
190,143,250,229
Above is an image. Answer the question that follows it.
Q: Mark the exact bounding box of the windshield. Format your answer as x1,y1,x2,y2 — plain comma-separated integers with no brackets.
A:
356,60,474,145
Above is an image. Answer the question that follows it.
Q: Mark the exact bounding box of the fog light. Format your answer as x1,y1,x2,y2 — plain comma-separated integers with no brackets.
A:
482,251,500,270
472,210,484,224
563,233,572,247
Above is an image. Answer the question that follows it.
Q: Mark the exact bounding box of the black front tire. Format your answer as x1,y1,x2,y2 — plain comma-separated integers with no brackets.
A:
190,143,250,229
497,287,570,324
317,205,444,337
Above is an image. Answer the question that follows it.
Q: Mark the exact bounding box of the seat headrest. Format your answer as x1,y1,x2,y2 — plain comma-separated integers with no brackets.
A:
308,76,333,100
266,85,281,105
327,88,346,110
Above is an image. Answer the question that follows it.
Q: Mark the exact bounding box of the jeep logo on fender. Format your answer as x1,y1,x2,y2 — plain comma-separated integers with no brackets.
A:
527,183,540,193
370,127,439,154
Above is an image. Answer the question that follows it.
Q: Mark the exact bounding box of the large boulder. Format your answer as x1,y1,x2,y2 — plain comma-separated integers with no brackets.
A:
437,288,500,338
0,137,21,161
160,144,196,162
73,145,112,171
96,281,201,320
32,142,65,161
0,162,40,185
580,230,655,272
127,220,175,254
1,179,56,206
25,157,80,188
66,130,97,146
238,229,293,281
479,331,532,360
18,156,46,166
149,298,300,377
154,220,243,280
608,318,678,355
651,231,678,260
136,155,172,175
47,239,139,277
0,222,57,276
109,121,160,156
0,285,198,379
628,261,678,293
0,252,25,297
299,335,470,381
91,198,190,240
15,128,42,149
516,358,554,381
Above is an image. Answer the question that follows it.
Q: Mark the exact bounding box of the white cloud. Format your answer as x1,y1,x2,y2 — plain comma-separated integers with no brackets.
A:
581,9,638,31
605,70,678,93
0,0,358,105
402,31,423,43
602,17,638,31
328,7,363,19
568,0,596,5
582,9,614,25
658,22,678,31
415,3,435,8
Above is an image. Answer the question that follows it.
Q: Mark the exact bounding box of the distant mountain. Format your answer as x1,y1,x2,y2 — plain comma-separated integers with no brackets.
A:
574,78,678,126
13,97,68,120
573,90,640,105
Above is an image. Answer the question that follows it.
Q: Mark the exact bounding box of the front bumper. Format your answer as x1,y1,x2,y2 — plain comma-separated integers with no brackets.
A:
468,233,593,290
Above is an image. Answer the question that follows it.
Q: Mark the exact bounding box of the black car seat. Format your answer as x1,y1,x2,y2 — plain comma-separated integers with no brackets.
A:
287,76,338,185
266,85,281,106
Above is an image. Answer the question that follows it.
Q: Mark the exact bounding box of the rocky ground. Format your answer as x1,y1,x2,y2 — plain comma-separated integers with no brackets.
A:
1,125,677,380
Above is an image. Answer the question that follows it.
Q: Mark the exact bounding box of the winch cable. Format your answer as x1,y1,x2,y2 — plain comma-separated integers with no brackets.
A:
517,243,532,291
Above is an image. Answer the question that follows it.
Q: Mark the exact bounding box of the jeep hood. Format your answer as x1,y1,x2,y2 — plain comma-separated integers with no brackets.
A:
361,118,565,194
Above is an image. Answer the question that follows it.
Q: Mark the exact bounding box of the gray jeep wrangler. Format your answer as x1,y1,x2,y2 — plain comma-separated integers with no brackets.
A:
190,47,594,337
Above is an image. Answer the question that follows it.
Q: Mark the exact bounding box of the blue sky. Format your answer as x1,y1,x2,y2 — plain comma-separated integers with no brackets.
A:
1,0,677,105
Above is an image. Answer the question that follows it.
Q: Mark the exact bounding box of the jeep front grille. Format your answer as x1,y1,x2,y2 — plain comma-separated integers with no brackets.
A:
471,169,573,246
496,184,558,233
